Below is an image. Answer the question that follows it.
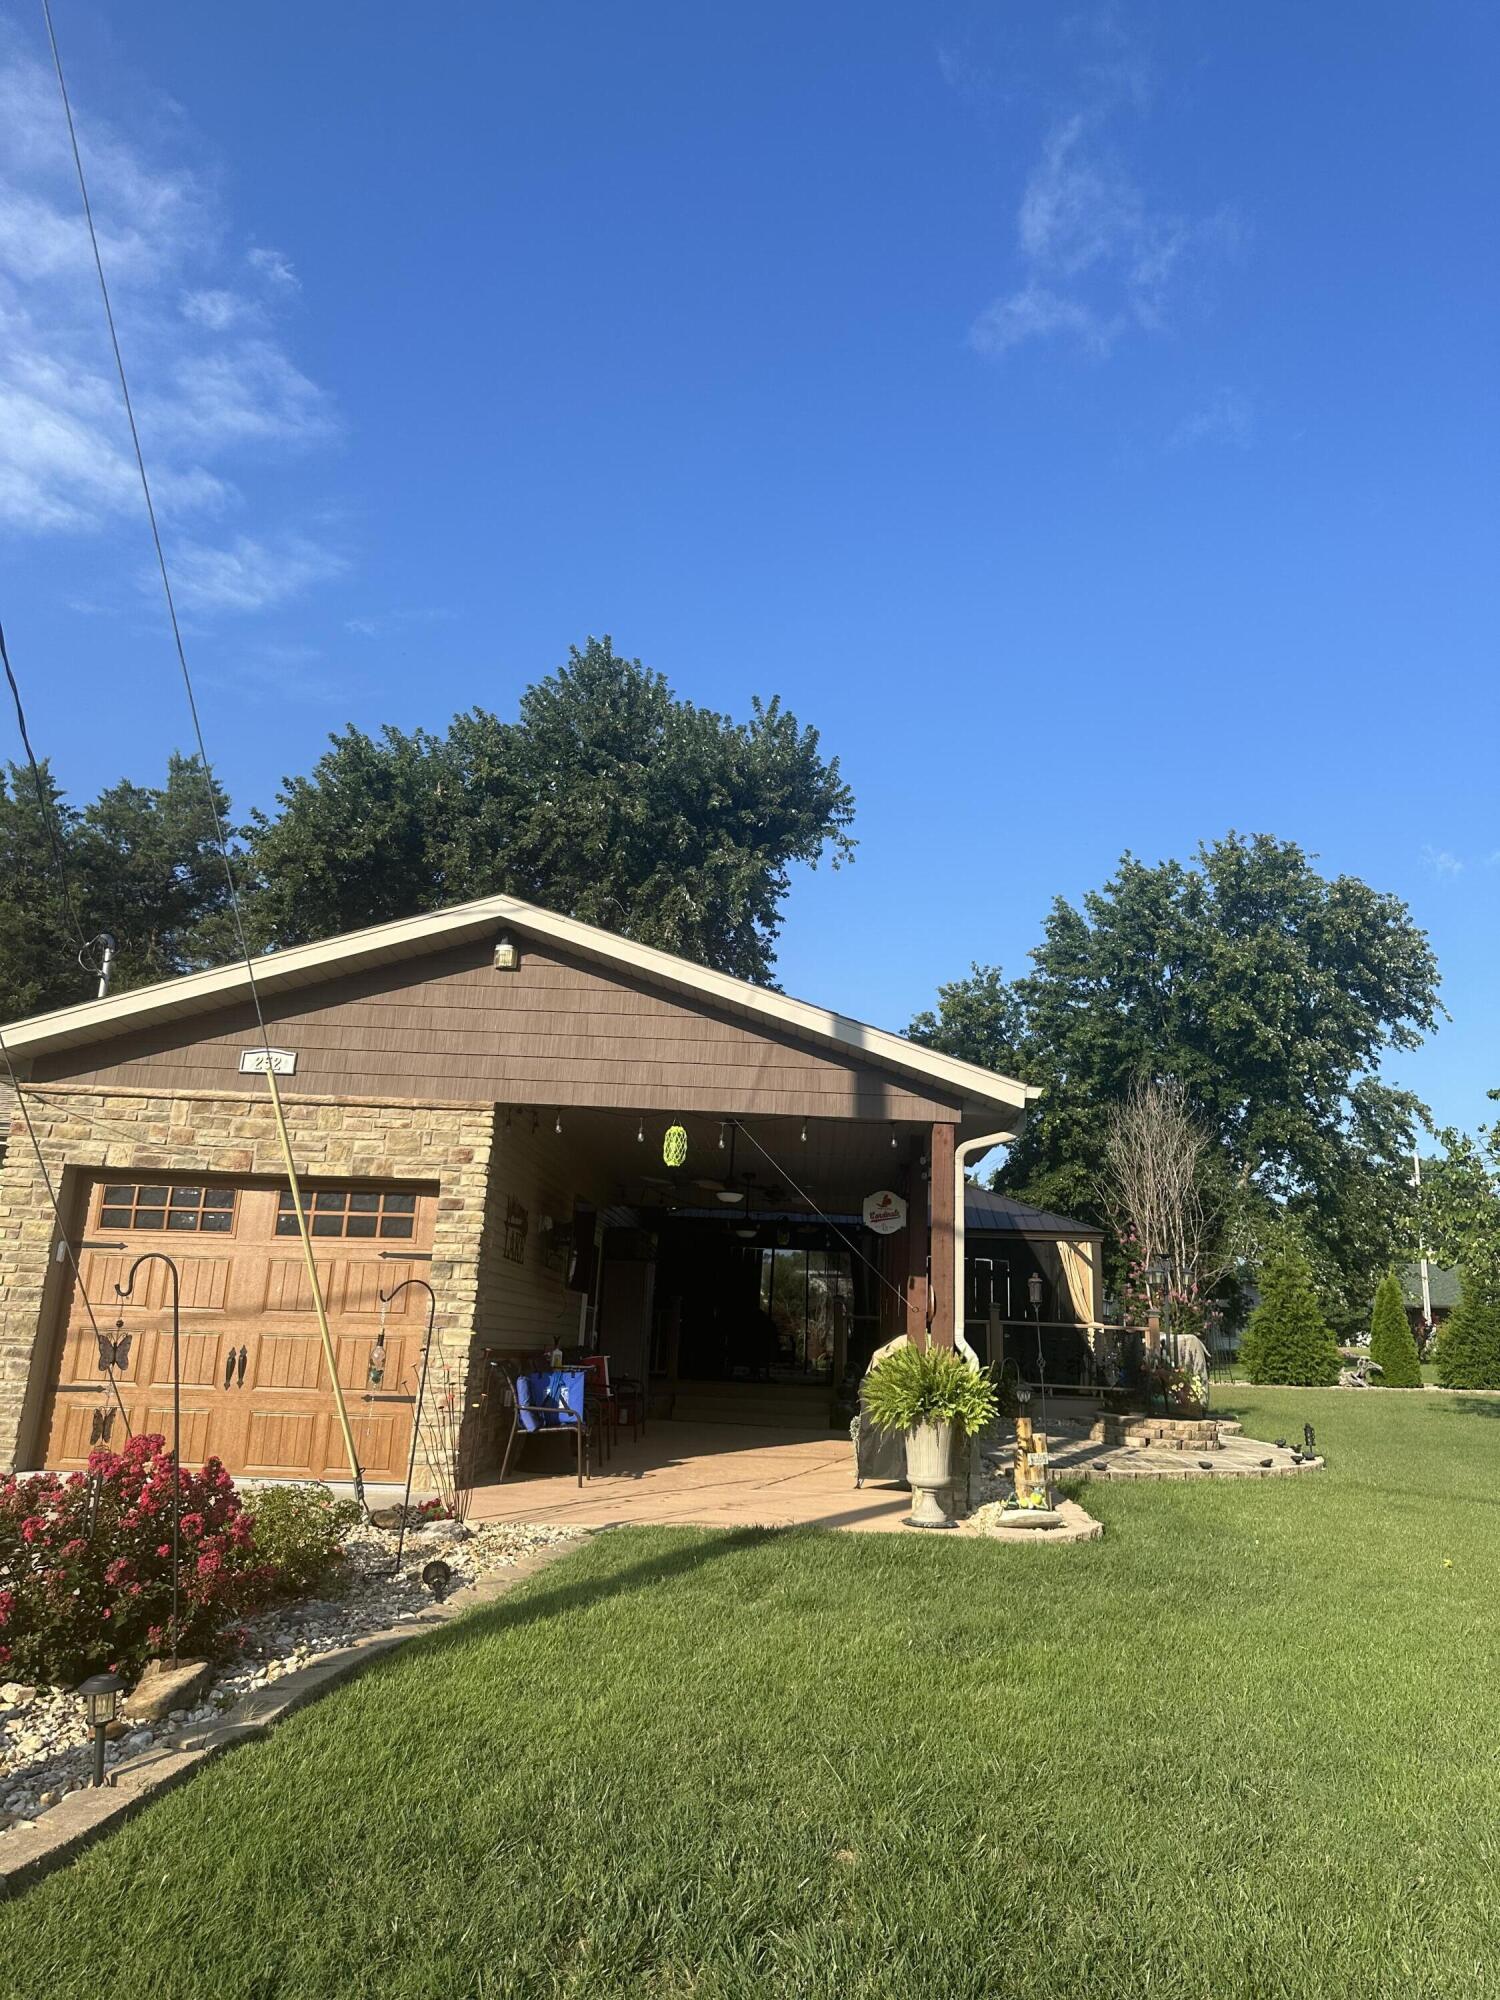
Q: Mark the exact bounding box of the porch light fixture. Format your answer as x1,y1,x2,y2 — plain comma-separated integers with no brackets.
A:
636,1118,645,1144
78,1672,122,1787
800,1120,808,1143
890,1123,898,1149
1027,1272,1045,1313
718,1122,728,1150
735,1224,756,1240
493,930,520,971
555,1110,563,1136
715,1188,745,1206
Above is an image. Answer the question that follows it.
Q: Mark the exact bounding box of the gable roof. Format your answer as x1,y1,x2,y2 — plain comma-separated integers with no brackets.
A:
1400,1262,1461,1312
0,892,1039,1125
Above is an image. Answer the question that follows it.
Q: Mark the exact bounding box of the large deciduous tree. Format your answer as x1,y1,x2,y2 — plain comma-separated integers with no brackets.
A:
911,835,1440,1326
240,638,855,984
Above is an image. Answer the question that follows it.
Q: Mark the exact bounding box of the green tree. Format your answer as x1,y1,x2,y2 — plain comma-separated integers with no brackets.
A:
1238,1245,1341,1385
911,835,1440,1327
240,638,855,983
1368,1271,1422,1386
0,760,84,1020
1435,1271,1500,1390
0,754,237,1022
1419,1111,1500,1286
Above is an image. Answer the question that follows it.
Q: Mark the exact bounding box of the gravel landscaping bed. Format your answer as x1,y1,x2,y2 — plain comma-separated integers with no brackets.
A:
0,1517,581,1833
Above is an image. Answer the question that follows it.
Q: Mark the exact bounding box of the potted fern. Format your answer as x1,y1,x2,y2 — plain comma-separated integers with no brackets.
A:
863,1343,999,1528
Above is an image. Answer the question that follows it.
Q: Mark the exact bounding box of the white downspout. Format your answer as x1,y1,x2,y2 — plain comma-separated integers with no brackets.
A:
953,1131,1014,1367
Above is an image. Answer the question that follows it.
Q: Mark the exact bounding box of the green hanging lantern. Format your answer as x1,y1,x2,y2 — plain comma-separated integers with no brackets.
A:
663,1122,688,1168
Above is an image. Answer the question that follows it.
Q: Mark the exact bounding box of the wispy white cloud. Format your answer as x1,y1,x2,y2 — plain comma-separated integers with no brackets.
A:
969,45,1239,361
0,39,341,612
1423,846,1465,878
166,532,349,614
1167,387,1254,452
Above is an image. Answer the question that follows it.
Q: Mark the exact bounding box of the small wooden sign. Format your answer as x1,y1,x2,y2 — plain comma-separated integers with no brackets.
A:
238,1047,297,1075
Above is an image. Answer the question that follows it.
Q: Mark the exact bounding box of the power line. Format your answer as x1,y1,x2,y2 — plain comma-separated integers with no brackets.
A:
0,1033,131,1439
41,0,368,1506
731,1119,914,1314
0,616,87,956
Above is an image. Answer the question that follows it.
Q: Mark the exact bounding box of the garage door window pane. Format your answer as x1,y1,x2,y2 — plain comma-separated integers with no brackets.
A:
311,1214,343,1236
136,1187,169,1207
170,1188,202,1207
346,1214,378,1237
99,1208,132,1229
203,1189,235,1210
348,1191,380,1212
383,1193,416,1214
378,1215,415,1239
200,1210,233,1232
134,1209,166,1230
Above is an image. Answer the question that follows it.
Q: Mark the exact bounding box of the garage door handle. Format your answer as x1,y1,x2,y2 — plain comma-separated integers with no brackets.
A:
223,1347,236,1390
236,1345,248,1388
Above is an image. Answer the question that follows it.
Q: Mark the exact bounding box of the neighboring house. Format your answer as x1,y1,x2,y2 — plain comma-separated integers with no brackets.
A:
0,893,1054,1480
1400,1261,1460,1339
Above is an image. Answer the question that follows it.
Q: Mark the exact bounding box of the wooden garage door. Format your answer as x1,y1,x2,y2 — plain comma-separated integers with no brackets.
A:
41,1176,437,1482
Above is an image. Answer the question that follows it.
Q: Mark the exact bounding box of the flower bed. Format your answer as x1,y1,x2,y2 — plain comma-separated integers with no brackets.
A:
0,1442,580,1833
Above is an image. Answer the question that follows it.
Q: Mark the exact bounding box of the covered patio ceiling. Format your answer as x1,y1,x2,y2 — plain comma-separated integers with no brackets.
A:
500,1105,937,1221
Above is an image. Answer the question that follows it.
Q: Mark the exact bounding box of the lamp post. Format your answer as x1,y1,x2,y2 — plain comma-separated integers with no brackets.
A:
113,1252,182,1667
1026,1270,1048,1427
378,1275,437,1574
78,1672,122,1787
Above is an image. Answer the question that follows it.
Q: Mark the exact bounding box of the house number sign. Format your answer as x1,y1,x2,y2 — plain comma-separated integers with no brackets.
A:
238,1047,298,1075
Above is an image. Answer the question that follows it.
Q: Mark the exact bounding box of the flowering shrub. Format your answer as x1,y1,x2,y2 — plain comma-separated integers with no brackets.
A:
0,1435,277,1684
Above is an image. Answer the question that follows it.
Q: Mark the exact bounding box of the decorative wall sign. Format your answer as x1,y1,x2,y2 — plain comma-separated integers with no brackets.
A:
238,1047,297,1075
663,1123,688,1168
503,1197,530,1264
861,1189,908,1236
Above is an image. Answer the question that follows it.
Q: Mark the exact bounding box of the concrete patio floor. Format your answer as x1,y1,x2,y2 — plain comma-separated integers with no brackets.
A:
466,1419,916,1533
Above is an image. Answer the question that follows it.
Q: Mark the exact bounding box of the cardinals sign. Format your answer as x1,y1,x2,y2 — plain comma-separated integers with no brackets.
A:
861,1189,908,1236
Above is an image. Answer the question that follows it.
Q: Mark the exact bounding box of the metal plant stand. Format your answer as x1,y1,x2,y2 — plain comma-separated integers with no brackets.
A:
113,1252,182,1665
378,1275,437,1575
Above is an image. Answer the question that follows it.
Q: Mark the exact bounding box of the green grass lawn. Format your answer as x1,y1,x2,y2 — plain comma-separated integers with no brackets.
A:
7,1387,1500,1999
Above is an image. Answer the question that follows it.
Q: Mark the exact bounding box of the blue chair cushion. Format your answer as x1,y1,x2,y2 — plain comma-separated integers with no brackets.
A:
517,1369,585,1432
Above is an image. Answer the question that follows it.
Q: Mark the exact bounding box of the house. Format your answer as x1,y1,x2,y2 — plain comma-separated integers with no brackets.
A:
1400,1261,1460,1340
0,893,1057,1483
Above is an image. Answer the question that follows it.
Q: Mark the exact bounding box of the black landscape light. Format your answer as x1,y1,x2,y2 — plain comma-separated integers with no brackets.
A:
1303,1422,1317,1455
78,1672,122,1787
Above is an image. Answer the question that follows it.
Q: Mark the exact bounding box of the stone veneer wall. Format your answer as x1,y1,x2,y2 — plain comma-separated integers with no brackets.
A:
0,1085,500,1473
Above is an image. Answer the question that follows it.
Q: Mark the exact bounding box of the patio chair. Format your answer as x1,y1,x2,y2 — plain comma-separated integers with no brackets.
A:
497,1367,590,1488
577,1353,615,1462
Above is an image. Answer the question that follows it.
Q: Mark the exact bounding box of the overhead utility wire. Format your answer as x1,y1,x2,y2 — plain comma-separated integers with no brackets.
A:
41,0,368,1505
0,1028,131,1438
730,1119,915,1315
0,620,130,1435
1,617,87,957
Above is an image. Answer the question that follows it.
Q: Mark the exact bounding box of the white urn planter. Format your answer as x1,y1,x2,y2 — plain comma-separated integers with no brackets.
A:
903,1419,958,1529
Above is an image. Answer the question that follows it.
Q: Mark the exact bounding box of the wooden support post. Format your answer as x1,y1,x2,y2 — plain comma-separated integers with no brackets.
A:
903,1145,928,1348
928,1122,957,1350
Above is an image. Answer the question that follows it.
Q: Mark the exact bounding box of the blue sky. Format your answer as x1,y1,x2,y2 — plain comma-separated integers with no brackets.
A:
1,2,1495,1134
